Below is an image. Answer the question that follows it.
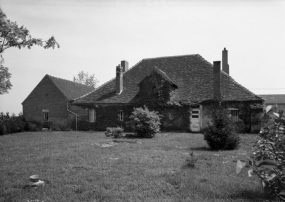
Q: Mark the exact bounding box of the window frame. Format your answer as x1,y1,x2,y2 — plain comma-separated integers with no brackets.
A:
88,109,96,123
119,111,124,122
228,108,239,122
42,109,49,122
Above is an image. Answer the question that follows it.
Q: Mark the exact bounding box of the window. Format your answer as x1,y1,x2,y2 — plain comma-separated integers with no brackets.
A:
228,108,239,122
42,109,49,122
191,110,200,119
119,111,124,122
88,109,96,123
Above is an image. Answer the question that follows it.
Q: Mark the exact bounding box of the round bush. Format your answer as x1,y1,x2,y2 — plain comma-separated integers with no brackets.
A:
128,105,162,138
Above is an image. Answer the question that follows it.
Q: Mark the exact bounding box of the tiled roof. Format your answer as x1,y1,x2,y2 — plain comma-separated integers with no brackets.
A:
153,66,177,87
73,54,263,105
258,94,285,104
48,75,94,100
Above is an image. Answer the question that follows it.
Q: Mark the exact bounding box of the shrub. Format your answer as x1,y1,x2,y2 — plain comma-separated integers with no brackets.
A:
0,123,7,135
50,119,71,131
105,127,124,138
25,122,36,131
0,112,26,135
128,105,162,138
237,106,285,200
29,119,43,131
203,103,240,150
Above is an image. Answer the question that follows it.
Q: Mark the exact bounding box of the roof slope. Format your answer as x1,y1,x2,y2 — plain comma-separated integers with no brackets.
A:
73,54,263,105
259,94,285,104
48,75,94,100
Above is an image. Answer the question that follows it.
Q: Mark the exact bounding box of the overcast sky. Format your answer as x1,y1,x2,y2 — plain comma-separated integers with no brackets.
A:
0,0,284,114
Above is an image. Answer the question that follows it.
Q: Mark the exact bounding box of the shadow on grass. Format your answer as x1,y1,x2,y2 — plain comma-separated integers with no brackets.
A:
122,133,155,139
229,189,277,201
123,133,141,139
190,146,210,151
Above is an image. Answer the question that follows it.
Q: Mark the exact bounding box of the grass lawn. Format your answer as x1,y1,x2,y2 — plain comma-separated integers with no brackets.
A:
0,132,278,202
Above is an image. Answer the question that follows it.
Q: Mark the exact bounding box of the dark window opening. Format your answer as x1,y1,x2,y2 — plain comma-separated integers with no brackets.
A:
229,109,239,122
119,111,123,122
43,112,49,121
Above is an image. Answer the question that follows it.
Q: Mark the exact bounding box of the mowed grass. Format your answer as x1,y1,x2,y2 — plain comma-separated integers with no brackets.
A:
0,132,276,202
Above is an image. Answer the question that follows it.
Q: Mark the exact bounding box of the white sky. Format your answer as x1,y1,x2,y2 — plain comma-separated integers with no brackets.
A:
0,0,284,114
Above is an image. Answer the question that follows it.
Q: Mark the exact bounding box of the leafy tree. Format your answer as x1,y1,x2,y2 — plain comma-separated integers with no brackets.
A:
0,8,59,94
0,55,11,94
237,106,285,200
73,71,98,88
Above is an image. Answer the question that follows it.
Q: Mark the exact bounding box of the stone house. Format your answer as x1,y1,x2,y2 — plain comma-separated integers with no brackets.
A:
22,74,94,128
72,49,264,132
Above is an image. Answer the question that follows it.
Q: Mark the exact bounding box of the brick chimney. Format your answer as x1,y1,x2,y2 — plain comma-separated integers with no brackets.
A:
222,48,229,75
116,64,123,94
121,60,129,72
213,61,221,101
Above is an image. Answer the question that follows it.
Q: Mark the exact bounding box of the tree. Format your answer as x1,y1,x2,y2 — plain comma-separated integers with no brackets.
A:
203,102,240,150
0,8,59,94
0,55,11,94
73,71,98,88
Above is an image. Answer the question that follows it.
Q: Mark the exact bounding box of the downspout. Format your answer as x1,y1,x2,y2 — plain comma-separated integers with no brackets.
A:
67,102,77,131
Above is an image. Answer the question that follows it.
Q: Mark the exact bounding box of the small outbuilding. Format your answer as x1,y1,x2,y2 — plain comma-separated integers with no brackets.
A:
22,74,94,127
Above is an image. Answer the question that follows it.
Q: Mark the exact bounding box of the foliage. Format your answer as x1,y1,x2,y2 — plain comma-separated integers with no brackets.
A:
105,127,124,138
0,55,12,94
28,119,43,131
0,8,59,94
49,119,71,131
128,105,162,138
0,8,59,53
0,112,26,135
203,103,240,150
73,71,98,88
237,105,285,200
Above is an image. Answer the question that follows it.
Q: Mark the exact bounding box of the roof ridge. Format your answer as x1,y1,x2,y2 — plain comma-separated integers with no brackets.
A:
258,94,285,96
195,54,213,67
221,73,264,101
46,75,70,100
153,66,177,86
48,74,94,88
73,59,145,101
142,54,199,61
72,78,115,101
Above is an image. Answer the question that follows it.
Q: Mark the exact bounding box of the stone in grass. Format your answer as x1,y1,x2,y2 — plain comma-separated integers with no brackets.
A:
29,175,45,187
30,175,40,182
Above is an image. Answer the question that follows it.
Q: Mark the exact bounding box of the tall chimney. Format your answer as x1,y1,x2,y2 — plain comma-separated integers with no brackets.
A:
213,61,221,101
116,64,123,94
121,60,129,72
222,48,229,75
